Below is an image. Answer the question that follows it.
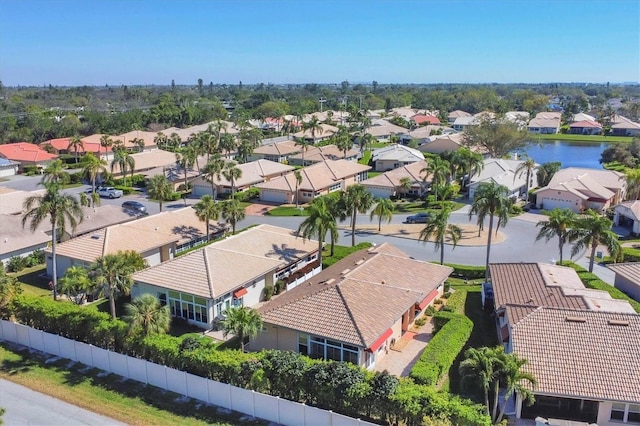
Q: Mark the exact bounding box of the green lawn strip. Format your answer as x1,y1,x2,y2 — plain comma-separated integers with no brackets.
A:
393,200,465,214
367,171,382,178
369,142,388,149
265,205,309,216
534,134,633,143
12,265,51,297
0,344,262,426
321,242,372,268
359,150,372,165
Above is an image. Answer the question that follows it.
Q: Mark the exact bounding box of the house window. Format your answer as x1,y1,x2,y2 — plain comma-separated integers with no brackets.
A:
611,403,640,424
329,182,341,192
168,291,209,325
307,335,360,365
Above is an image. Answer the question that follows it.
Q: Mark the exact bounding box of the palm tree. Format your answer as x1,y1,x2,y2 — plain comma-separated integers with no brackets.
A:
358,132,376,152
222,161,243,198
22,184,83,300
131,137,145,153
193,195,220,243
81,153,108,207
302,115,323,143
623,168,640,200
198,130,218,163
568,210,621,272
123,293,171,337
513,156,536,203
92,250,148,319
459,347,502,417
469,182,511,281
111,149,135,186
219,133,237,158
294,137,312,167
335,125,352,158
535,208,576,264
202,155,226,198
67,135,84,163
419,205,462,265
341,184,374,246
58,266,92,304
154,132,169,150
293,169,303,209
398,176,413,199
495,353,537,424
370,198,394,231
219,306,263,352
297,196,338,266
175,147,196,191
422,157,450,203
147,174,173,212
42,159,69,186
99,135,113,159
221,199,245,234
458,148,484,188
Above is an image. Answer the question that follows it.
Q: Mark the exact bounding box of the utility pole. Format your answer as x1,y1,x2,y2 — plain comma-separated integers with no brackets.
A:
319,98,326,113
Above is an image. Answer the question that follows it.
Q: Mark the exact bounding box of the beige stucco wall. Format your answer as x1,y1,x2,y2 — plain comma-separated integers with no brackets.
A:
248,323,299,352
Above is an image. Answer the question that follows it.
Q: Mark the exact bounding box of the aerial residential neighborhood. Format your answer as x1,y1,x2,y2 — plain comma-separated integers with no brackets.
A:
1,1,640,426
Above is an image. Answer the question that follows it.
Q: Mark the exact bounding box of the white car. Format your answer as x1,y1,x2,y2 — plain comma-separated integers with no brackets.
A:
97,187,123,199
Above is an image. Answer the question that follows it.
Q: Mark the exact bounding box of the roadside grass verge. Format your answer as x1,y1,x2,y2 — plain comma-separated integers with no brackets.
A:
265,205,309,216
0,343,263,426
535,134,633,143
393,200,466,214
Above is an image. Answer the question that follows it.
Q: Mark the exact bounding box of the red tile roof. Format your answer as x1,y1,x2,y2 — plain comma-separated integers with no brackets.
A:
0,142,58,163
411,114,441,125
569,119,602,129
41,137,107,154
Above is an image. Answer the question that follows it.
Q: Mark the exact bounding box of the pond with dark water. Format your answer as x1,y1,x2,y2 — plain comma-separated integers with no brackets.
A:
520,140,612,169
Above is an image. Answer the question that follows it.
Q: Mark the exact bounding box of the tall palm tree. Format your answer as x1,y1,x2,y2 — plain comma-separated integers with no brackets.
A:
358,132,376,152
175,147,196,191
334,125,352,158
293,169,303,209
81,153,108,207
535,208,576,264
67,135,84,163
622,168,640,200
458,148,484,188
99,135,113,160
370,198,394,232
513,156,536,203
22,184,83,300
222,161,243,198
219,306,263,352
302,115,323,143
193,195,220,242
131,137,145,153
495,353,537,424
422,157,450,203
169,133,182,151
294,137,312,167
111,149,135,186
154,132,168,150
459,347,502,417
58,265,92,305
469,182,511,281
567,209,621,272
198,129,218,163
341,184,374,246
123,293,171,337
202,155,226,198
221,198,245,234
92,250,148,319
297,196,338,266
398,176,413,198
219,133,237,158
42,159,70,186
147,174,173,212
419,205,462,265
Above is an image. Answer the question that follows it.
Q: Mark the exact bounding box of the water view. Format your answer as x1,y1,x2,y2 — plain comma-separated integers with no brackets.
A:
521,140,612,169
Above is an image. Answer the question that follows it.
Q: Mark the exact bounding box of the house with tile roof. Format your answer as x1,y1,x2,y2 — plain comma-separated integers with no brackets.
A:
487,263,639,424
534,167,626,212
366,120,410,142
288,144,359,167
468,158,538,200
248,243,452,369
371,144,425,172
191,159,294,197
293,123,338,143
611,115,640,136
569,119,602,135
447,110,472,125
418,133,466,155
249,139,301,163
361,160,429,199
45,207,228,278
607,262,640,303
0,142,58,171
108,149,178,177
131,224,320,328
613,200,640,235
256,159,370,204
411,114,441,126
528,112,562,134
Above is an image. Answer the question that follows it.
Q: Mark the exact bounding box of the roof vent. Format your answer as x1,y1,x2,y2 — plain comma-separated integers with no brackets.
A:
91,234,101,240
326,278,335,285
608,319,630,326
565,316,587,323
341,268,351,275
355,259,364,266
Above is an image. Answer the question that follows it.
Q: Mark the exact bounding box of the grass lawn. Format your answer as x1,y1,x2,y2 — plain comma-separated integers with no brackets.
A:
0,344,263,426
369,142,389,149
367,171,382,178
359,150,372,165
321,242,372,268
12,265,51,297
392,199,466,214
535,134,633,143
265,205,309,216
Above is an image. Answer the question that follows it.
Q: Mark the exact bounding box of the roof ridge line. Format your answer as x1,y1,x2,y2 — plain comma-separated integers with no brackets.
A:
101,227,109,256
202,249,215,299
335,285,367,348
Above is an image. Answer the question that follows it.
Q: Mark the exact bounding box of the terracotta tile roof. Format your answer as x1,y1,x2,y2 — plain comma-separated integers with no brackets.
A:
0,188,46,215
257,160,370,192
569,120,602,129
133,224,318,299
1,214,50,256
289,144,359,163
41,137,106,154
253,140,301,156
490,263,635,314
411,115,441,125
109,149,177,175
607,262,640,286
510,307,640,402
191,159,294,188
259,243,452,348
361,161,428,189
0,142,58,163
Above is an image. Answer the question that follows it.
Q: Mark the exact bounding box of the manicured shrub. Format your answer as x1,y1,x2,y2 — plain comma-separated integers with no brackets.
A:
274,279,286,295
415,317,427,327
263,285,274,301
234,187,259,202
6,256,27,273
410,311,473,386
440,289,467,314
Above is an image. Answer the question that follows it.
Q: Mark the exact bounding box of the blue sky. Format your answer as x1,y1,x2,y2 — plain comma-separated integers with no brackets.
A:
1,0,638,86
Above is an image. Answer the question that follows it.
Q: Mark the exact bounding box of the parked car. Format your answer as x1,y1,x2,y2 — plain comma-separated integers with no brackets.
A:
121,200,147,215
97,187,123,199
406,212,431,224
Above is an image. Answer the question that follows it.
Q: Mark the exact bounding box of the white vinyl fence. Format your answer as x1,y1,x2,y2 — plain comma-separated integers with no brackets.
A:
0,320,375,426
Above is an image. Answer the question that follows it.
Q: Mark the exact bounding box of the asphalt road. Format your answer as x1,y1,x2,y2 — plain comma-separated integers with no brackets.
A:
0,379,125,425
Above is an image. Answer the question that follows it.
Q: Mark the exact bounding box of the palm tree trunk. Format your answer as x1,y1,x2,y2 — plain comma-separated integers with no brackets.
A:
184,169,188,193
524,169,531,203
351,208,357,247
109,284,117,319
559,236,564,264
440,236,445,265
318,238,323,268
51,224,58,301
484,389,490,416
206,218,210,242
496,393,511,424
589,241,597,272
159,199,163,212
485,214,494,282
492,380,500,421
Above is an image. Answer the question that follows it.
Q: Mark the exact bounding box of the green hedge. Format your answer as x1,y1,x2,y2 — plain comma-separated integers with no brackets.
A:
409,311,473,386
442,263,486,279
561,261,640,313
440,289,467,314
622,247,640,262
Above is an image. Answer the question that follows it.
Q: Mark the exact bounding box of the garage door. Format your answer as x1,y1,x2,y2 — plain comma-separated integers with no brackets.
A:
260,189,288,204
192,184,214,198
539,197,577,211
364,186,393,199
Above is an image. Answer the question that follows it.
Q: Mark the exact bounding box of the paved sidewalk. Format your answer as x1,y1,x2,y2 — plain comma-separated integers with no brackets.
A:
373,321,434,376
